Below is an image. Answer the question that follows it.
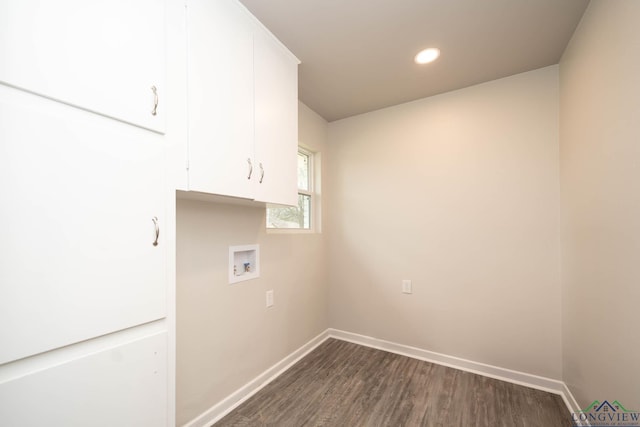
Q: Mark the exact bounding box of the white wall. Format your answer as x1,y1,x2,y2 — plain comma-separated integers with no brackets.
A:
560,0,640,408
175,102,328,425
326,66,562,379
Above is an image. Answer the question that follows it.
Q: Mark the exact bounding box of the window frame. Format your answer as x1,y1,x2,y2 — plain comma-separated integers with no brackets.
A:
266,146,320,233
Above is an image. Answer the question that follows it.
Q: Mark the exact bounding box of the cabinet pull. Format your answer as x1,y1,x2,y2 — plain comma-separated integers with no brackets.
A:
152,217,160,246
151,85,159,116
259,163,264,183
247,158,253,179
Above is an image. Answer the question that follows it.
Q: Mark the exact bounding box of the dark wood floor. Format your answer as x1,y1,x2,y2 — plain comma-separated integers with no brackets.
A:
215,338,572,426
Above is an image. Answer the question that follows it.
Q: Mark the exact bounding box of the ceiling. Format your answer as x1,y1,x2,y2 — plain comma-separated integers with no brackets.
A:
238,0,590,122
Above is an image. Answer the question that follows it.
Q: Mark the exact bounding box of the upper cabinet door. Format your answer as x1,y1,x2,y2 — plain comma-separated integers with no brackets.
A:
187,0,255,198
253,27,299,206
0,0,165,133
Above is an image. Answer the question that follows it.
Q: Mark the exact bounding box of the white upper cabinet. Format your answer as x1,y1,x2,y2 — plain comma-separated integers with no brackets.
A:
253,25,299,206
0,0,165,133
187,0,255,199
185,0,299,205
0,84,166,365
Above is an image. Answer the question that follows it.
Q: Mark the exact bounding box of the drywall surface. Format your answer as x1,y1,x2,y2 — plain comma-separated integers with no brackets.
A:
560,0,640,409
176,102,328,425
326,66,562,379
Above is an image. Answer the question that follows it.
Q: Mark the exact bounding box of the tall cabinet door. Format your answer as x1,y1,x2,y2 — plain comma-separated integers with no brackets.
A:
0,332,168,427
187,0,255,198
0,85,166,364
0,0,165,132
253,26,299,206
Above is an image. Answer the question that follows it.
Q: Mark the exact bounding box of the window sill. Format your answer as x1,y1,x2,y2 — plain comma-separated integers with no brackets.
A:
266,227,320,235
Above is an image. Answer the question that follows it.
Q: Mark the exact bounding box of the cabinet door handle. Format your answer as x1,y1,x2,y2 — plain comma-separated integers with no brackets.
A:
247,158,253,179
152,217,160,246
151,85,159,116
259,163,264,183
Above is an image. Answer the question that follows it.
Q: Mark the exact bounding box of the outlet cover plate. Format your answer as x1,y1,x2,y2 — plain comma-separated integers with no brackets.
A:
402,280,412,294
266,290,274,307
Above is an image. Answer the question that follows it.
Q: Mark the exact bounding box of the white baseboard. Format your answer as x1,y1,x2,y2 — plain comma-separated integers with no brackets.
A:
328,328,580,418
183,329,330,427
561,382,585,423
184,328,581,426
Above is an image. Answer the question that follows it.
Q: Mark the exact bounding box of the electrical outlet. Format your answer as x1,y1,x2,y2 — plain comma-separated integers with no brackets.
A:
266,290,274,307
402,280,412,294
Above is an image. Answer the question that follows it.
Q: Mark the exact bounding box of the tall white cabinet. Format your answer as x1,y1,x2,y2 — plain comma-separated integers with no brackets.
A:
0,0,173,425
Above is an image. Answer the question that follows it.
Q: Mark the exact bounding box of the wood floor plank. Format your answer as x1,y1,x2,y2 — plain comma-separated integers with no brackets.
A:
214,339,572,426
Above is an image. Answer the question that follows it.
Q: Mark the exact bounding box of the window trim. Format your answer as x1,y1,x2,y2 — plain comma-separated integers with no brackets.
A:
266,146,320,233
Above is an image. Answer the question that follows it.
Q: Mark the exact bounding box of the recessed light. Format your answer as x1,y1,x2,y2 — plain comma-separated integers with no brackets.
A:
415,48,440,64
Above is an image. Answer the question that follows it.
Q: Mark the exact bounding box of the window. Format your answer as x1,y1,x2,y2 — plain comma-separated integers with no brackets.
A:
266,147,318,230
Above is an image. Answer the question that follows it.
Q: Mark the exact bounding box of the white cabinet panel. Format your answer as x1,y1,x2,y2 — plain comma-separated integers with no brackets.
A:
185,0,299,206
0,332,167,427
254,27,299,206
0,0,165,132
187,0,254,198
0,84,166,364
